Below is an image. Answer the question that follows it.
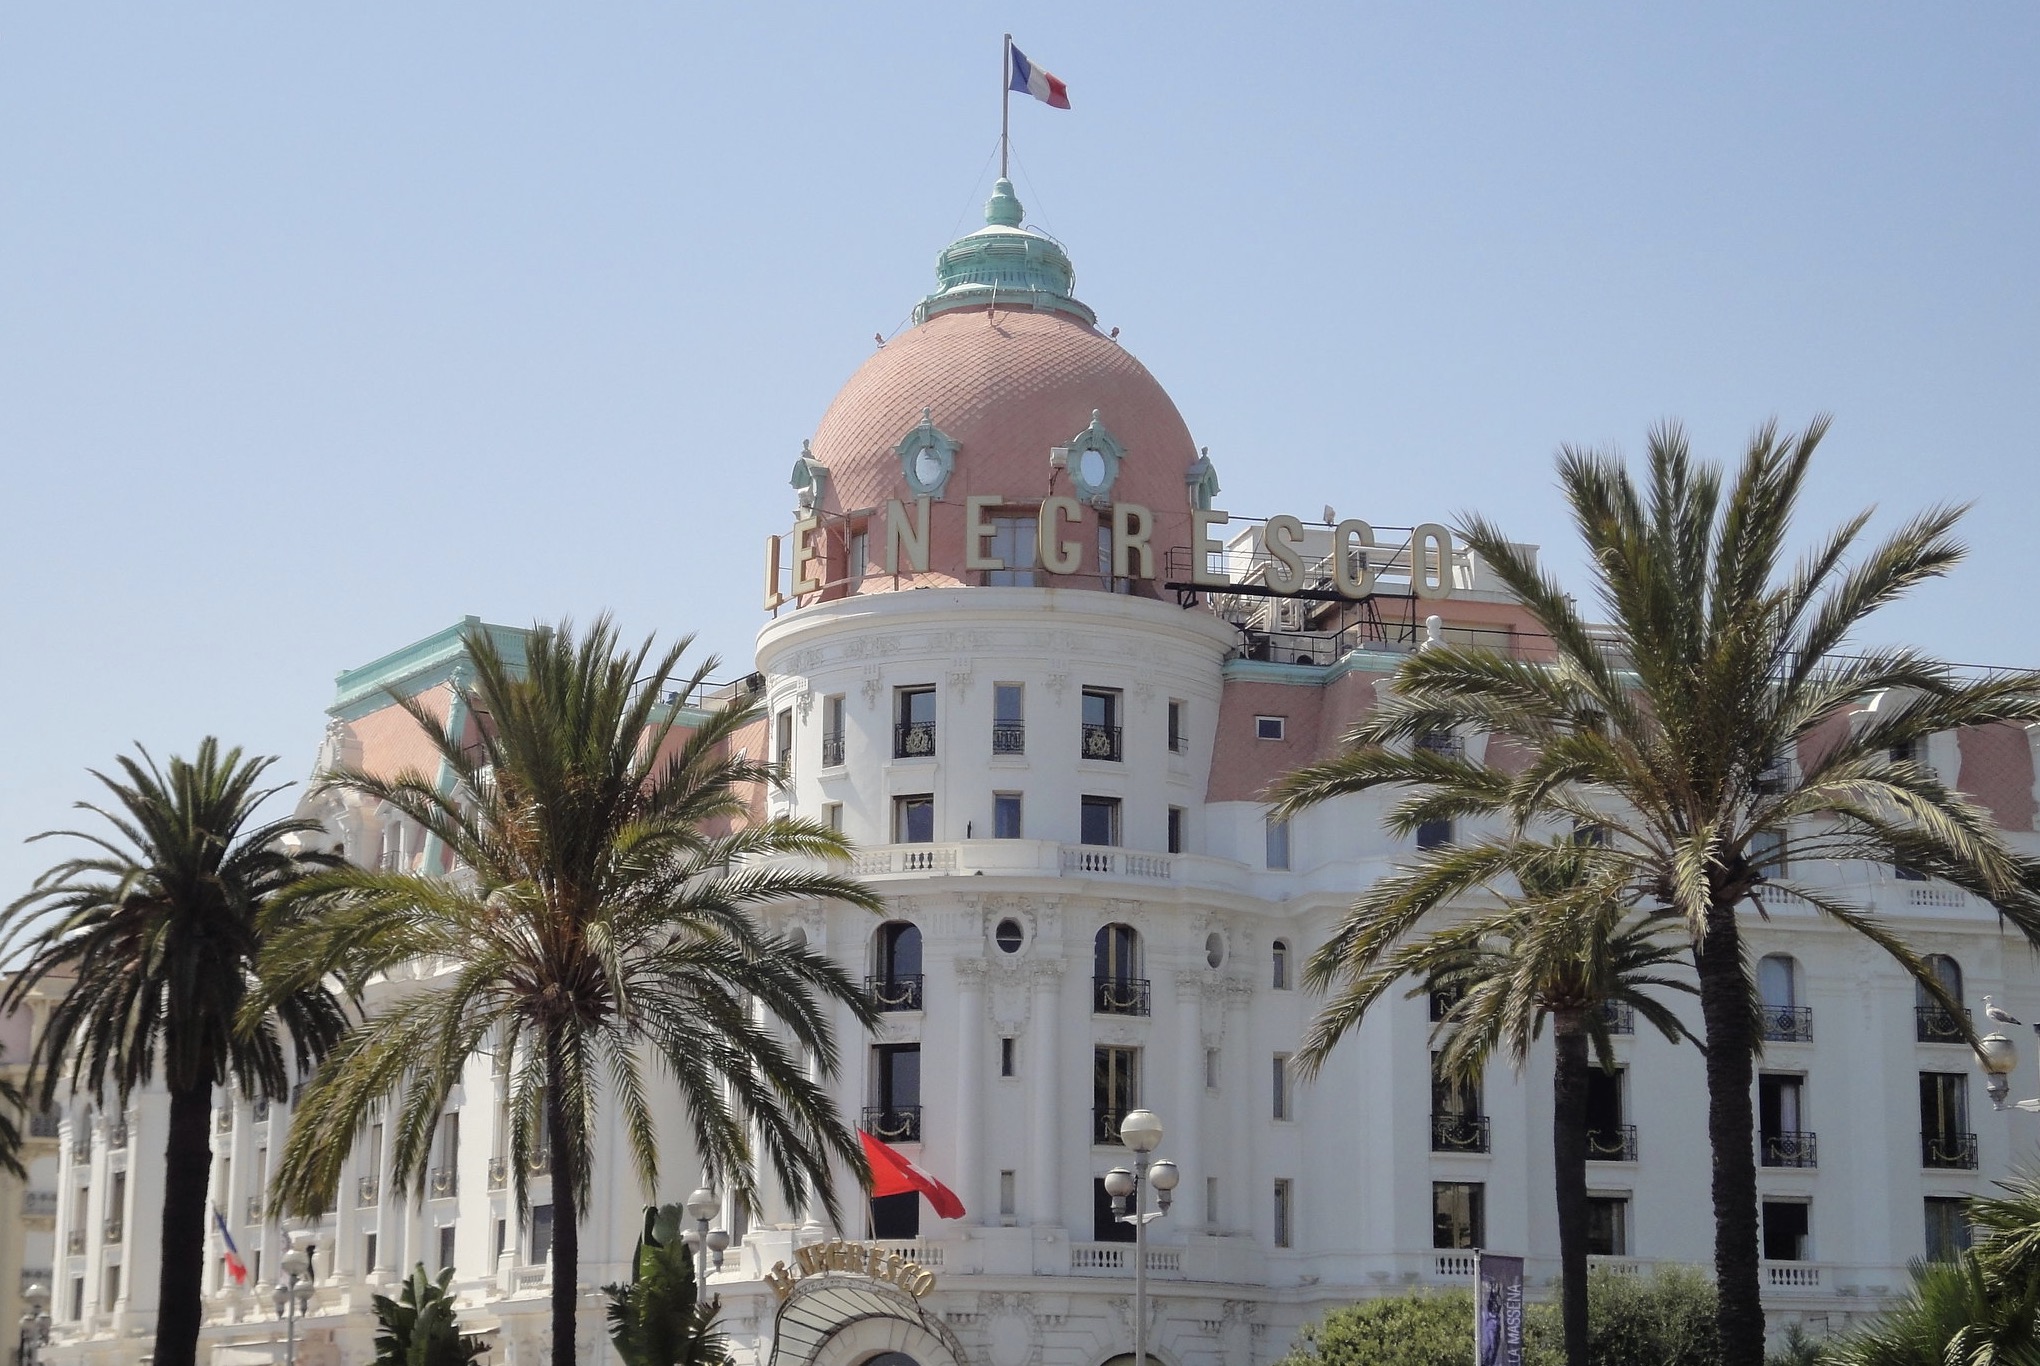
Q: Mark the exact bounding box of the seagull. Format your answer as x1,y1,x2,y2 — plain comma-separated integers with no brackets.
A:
1985,995,2024,1027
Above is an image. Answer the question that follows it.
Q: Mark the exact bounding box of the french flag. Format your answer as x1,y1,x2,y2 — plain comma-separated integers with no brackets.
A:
212,1205,247,1285
1008,44,1071,110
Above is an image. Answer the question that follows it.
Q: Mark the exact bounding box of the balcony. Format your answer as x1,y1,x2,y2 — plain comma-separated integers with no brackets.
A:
1917,1006,1971,1044
863,1105,922,1144
1587,1125,1639,1162
1922,1131,1978,1170
1762,1006,1813,1044
107,1121,127,1151
1416,732,1465,759
992,722,1025,756
356,1176,379,1207
1094,976,1151,1017
1080,723,1122,762
67,1229,85,1255
247,1195,264,1223
894,721,936,760
526,1144,552,1175
215,1107,233,1134
1600,1001,1634,1035
821,733,845,767
103,1217,123,1244
252,1097,270,1122
1761,1131,1818,1168
1061,847,1172,880
22,1190,58,1217
70,1139,90,1163
30,1108,61,1139
1431,1113,1491,1154
867,974,925,1013
1094,1107,1132,1146
429,1166,458,1198
488,1157,508,1191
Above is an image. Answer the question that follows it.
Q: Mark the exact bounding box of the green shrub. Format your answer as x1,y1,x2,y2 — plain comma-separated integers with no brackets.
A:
1586,1265,1719,1366
370,1264,488,1366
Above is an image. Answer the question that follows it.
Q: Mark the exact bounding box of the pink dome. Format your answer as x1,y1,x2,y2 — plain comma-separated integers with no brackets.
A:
809,305,1199,593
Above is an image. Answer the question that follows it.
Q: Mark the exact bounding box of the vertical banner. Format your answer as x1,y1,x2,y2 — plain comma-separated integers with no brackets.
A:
1475,1252,1525,1366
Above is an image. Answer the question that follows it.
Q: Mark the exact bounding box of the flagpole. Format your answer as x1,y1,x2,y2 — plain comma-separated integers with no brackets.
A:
1001,33,1012,179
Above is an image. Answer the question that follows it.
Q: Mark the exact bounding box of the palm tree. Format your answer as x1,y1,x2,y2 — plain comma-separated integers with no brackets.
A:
0,1073,27,1179
254,618,884,1366
1271,419,2040,1366
1292,838,1695,1366
0,741,350,1366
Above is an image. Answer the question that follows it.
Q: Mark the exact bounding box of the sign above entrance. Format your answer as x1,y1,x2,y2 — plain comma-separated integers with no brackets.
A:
764,1238,939,1300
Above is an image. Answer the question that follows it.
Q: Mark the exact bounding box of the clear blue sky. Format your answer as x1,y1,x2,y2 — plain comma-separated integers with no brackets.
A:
3,6,2036,898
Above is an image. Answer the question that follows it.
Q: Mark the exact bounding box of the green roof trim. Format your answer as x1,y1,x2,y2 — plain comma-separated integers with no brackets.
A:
330,616,530,721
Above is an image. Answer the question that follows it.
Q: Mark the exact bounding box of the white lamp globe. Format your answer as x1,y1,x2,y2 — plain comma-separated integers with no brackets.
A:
1148,1160,1180,1192
1119,1108,1164,1154
1102,1167,1135,1199
686,1187,718,1221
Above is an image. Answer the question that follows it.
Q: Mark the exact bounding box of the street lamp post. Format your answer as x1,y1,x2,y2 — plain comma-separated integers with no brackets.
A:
1975,1012,2040,1113
682,1186,729,1292
1103,1108,1179,1366
17,1283,50,1366
272,1241,315,1366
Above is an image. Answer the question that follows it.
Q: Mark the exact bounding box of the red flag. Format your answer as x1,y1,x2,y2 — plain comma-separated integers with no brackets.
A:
859,1129,966,1220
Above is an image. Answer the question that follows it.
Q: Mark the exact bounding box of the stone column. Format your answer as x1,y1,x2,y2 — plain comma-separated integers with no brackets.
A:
1224,977,1253,1235
1173,972,1206,1231
955,957,988,1225
1028,960,1065,1227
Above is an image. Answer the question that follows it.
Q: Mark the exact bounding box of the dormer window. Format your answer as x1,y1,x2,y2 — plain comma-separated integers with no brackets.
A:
1061,410,1125,507
894,408,959,499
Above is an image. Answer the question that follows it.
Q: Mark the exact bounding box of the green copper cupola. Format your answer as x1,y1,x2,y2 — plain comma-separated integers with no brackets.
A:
913,178,1097,326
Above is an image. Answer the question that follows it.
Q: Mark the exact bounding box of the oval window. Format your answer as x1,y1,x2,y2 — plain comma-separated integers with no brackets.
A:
1078,447,1108,488
1205,931,1225,969
914,445,945,488
995,918,1025,954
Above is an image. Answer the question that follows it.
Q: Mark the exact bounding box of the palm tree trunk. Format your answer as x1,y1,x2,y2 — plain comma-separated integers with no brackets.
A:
546,1052,580,1366
1697,898,1765,1366
151,1078,213,1366
1552,1010,1591,1366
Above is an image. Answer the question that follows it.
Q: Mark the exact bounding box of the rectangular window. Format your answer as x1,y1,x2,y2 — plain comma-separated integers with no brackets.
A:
774,707,794,773
1416,818,1455,850
1168,700,1187,753
1763,1200,1811,1261
1272,1054,1292,1120
365,1230,379,1273
1759,1075,1809,1166
1093,1176,1136,1243
1265,816,1291,869
1274,1179,1294,1248
251,1250,262,1286
994,792,1024,839
987,515,1039,586
1080,795,1122,847
993,683,1025,754
1433,1182,1485,1250
999,1171,1017,1219
893,794,935,844
1751,827,1787,876
530,1205,554,1264
1586,1196,1629,1256
1586,1067,1630,1159
1922,1072,1974,1167
1094,1045,1140,1144
495,1218,507,1262
1000,1037,1017,1077
1205,1047,1220,1090
895,686,937,758
1255,715,1286,741
848,529,869,589
871,1044,923,1110
70,1277,83,1322
1926,1197,1972,1262
103,1264,119,1311
872,1189,920,1240
438,1224,456,1273
1167,806,1185,854
823,802,843,833
1273,940,1290,990
439,1112,459,1169
1206,1176,1219,1227
1081,688,1123,761
821,694,846,766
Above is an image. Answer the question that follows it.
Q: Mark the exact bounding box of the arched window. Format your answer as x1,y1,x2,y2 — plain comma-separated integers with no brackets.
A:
1917,955,1965,1042
1094,924,1147,1016
870,922,923,1012
1758,954,1810,1042
1272,940,1291,991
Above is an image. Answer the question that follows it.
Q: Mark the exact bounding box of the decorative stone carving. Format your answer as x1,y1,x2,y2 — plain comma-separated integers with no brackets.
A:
862,664,884,709
948,657,975,698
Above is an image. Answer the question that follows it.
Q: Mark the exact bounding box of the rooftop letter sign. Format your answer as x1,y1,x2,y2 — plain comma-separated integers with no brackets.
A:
763,1238,938,1300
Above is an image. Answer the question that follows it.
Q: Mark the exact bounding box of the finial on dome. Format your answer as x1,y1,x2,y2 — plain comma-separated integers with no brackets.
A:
985,177,1025,228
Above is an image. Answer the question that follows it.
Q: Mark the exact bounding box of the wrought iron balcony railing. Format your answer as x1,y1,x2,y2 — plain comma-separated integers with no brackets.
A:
867,974,925,1013
894,721,937,759
821,733,845,767
526,1145,551,1174
488,1157,508,1191
863,1105,922,1144
1600,1002,1635,1035
429,1165,458,1198
107,1122,126,1151
1587,1125,1639,1162
1761,1130,1818,1168
30,1108,61,1139
1762,1006,1813,1043
1917,1006,1972,1044
1431,1113,1491,1153
102,1217,123,1244
1094,1107,1132,1146
1094,976,1151,1017
1923,1131,1979,1170
1429,989,1462,1022
247,1195,264,1223
1080,723,1123,761
215,1108,234,1134
252,1097,270,1122
356,1176,379,1207
22,1190,58,1217
987,721,1022,756
67,1229,85,1255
